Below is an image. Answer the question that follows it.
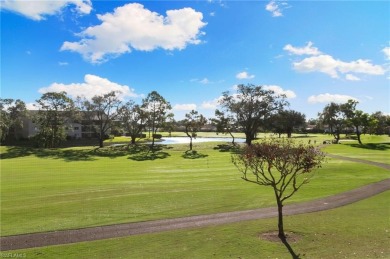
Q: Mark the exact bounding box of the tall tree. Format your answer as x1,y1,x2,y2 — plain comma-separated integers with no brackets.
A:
142,91,172,147
341,100,369,144
232,138,325,239
34,92,75,148
318,102,345,143
82,91,122,148
0,98,27,142
211,109,237,144
268,110,306,138
368,111,389,135
182,110,207,151
119,100,147,145
219,84,288,145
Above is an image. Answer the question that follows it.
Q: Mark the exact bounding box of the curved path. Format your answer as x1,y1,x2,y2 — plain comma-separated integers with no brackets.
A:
1,155,389,251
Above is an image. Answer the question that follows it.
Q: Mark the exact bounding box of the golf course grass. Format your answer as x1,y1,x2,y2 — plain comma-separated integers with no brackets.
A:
8,191,390,258
1,133,389,258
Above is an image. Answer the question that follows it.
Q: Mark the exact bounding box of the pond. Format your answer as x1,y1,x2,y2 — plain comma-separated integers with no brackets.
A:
159,137,245,145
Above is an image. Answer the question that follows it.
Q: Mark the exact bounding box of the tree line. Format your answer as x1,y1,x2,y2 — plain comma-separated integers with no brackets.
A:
1,84,389,148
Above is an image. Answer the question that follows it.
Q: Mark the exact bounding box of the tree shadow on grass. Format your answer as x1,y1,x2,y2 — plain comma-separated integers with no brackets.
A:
0,146,34,159
213,144,241,154
1,144,173,162
181,150,208,159
0,146,97,161
280,237,301,259
349,143,390,151
35,149,97,161
261,232,301,259
127,144,171,161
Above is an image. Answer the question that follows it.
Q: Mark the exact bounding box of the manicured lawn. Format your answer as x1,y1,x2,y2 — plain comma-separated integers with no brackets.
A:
323,135,390,164
12,191,390,258
1,136,389,236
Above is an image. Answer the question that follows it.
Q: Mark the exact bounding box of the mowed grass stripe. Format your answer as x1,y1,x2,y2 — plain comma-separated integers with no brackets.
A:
1,136,389,236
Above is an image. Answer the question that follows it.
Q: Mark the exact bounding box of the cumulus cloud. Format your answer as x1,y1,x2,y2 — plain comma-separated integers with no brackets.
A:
293,55,385,78
1,0,92,20
38,74,139,100
173,104,197,111
283,41,321,56
265,0,289,17
284,42,386,79
307,93,358,104
382,46,390,60
201,97,223,110
345,74,361,81
263,85,296,98
60,3,206,63
236,71,255,79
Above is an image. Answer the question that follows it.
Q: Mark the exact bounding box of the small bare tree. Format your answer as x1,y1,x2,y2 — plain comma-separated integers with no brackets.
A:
232,138,325,239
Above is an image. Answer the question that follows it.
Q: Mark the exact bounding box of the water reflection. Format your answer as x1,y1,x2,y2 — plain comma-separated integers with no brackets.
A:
159,137,245,145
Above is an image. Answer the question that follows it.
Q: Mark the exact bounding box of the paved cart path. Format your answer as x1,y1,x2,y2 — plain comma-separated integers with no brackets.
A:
1,154,389,251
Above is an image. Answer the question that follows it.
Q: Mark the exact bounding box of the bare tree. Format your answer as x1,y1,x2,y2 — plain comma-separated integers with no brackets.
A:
232,138,325,239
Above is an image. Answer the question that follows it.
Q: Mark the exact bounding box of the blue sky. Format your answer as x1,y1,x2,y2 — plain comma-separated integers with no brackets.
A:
1,0,389,120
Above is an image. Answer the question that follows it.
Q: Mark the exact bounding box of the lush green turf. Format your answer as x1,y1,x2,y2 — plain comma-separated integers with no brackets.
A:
1,136,389,236
11,191,390,258
323,135,390,164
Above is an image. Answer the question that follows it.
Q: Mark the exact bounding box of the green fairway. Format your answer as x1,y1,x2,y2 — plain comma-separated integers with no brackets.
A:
1,135,389,237
10,191,390,258
323,135,390,164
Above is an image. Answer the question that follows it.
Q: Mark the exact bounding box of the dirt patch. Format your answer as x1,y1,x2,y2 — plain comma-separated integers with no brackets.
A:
260,231,302,243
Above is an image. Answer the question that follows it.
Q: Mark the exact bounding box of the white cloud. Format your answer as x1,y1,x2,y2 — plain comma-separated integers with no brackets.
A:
25,102,37,110
173,104,197,111
307,93,358,104
382,46,390,60
236,71,255,79
345,74,360,81
38,74,139,100
1,0,92,21
201,98,221,110
200,78,210,84
60,3,206,63
293,54,385,78
263,85,296,99
265,1,289,17
58,61,69,66
283,42,321,56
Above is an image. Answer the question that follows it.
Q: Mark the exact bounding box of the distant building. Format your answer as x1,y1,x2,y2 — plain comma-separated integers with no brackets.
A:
16,110,102,140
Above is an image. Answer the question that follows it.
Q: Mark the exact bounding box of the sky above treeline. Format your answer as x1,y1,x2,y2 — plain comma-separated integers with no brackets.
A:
1,0,389,120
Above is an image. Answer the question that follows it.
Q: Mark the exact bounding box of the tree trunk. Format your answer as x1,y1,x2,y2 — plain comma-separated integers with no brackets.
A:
189,137,193,151
229,131,235,145
99,137,104,148
245,132,252,145
356,126,362,144
131,136,136,144
277,201,285,239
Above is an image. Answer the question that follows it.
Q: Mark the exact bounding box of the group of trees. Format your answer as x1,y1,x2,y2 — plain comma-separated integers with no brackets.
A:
2,84,387,244
318,99,389,144
1,84,389,148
